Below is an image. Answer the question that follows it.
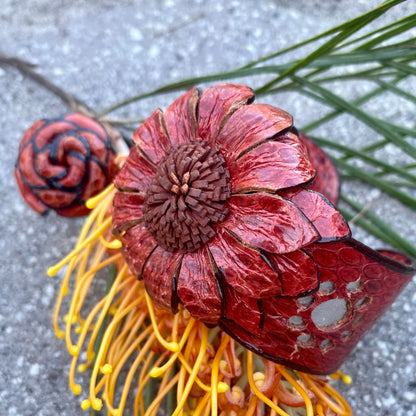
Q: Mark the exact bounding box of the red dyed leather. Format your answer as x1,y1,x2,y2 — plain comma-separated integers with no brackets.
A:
220,240,414,374
112,84,415,375
300,133,339,205
15,114,118,216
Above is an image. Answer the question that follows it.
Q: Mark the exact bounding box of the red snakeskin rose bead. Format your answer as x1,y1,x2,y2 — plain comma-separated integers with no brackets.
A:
15,113,118,217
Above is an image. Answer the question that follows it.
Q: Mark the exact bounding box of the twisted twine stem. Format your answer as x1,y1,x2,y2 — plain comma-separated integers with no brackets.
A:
0,52,94,116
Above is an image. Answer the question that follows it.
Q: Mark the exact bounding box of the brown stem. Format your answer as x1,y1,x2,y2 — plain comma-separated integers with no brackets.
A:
0,52,94,116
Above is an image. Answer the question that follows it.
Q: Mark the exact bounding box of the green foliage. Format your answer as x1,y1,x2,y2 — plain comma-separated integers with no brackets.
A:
99,0,416,257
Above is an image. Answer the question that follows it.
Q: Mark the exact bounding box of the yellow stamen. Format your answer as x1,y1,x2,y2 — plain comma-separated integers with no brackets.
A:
150,317,195,378
72,383,82,395
299,373,352,416
253,371,265,389
65,252,122,359
89,295,143,406
91,398,103,411
101,364,113,374
47,216,113,277
316,403,325,416
331,369,353,385
135,351,163,416
145,291,179,352
192,391,211,416
77,363,90,373
106,333,157,416
85,184,115,209
231,385,243,401
277,365,314,416
85,264,128,360
81,399,91,410
175,351,228,393
172,325,209,416
247,351,291,416
211,334,231,416
143,373,180,416
99,235,122,249
342,374,353,384
104,325,154,407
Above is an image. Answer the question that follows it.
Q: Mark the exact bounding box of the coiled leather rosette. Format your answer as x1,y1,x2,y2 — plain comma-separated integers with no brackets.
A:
15,113,118,217
112,83,415,374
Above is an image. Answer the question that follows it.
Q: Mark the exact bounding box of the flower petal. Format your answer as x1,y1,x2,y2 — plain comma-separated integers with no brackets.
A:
281,189,350,241
197,83,254,143
163,87,200,147
177,248,221,324
229,140,315,193
215,103,293,163
32,120,80,149
222,193,319,254
14,169,47,214
221,284,262,334
268,250,319,296
120,223,157,277
208,227,283,297
143,247,182,311
132,109,170,164
65,113,109,139
112,191,145,234
300,133,339,205
114,145,155,193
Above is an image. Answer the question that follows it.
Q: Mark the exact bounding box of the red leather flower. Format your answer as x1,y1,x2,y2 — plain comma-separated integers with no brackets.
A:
112,84,414,374
15,114,118,217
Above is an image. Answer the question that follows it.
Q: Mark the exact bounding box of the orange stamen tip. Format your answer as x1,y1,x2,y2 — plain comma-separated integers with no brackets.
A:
100,364,113,374
165,341,179,352
55,330,65,339
64,314,78,324
219,360,228,370
72,384,82,395
47,266,58,277
342,374,353,384
81,399,91,410
231,385,243,401
86,351,95,361
61,286,69,296
150,366,164,378
69,345,79,356
109,306,118,315
107,239,122,249
218,382,229,393
77,364,89,373
91,398,103,411
253,371,265,389
86,184,114,209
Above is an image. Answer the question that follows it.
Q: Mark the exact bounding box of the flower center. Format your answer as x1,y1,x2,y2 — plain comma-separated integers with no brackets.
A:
143,141,231,253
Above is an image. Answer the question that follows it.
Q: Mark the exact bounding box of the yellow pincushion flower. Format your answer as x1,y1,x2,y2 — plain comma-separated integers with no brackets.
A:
48,183,352,416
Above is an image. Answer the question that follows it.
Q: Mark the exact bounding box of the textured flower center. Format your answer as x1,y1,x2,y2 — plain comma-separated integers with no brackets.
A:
143,141,231,253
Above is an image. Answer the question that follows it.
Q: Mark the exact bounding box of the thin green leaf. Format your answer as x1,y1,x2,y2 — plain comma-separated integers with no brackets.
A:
340,13,416,50
242,0,407,69
310,135,416,184
255,0,406,94
341,194,416,258
291,75,416,160
97,65,289,116
301,74,408,132
335,159,416,210
374,78,416,105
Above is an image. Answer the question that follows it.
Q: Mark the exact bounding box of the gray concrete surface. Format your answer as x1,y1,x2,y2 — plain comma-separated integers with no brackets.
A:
1,1,415,415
